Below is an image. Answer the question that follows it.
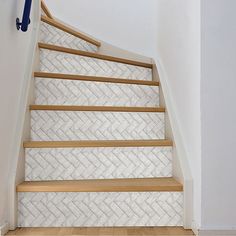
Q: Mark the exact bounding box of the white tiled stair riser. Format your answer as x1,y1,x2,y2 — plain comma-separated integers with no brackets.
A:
35,78,160,107
39,49,153,81
25,147,172,181
31,110,165,141
40,22,98,52
18,192,183,227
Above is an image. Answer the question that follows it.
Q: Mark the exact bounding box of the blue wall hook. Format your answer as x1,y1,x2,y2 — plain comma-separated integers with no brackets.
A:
16,0,32,32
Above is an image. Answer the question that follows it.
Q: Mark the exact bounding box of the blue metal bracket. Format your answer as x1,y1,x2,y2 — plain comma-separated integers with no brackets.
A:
16,0,32,32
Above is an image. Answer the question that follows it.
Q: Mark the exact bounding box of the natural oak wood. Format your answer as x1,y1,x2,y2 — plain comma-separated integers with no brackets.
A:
41,15,101,47
23,140,173,148
38,43,153,69
30,105,165,113
41,0,53,19
34,72,160,86
16,178,183,192
6,227,194,235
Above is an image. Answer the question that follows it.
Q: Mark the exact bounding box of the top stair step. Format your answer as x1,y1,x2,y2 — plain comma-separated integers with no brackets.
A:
39,43,153,69
41,1,53,19
41,15,101,47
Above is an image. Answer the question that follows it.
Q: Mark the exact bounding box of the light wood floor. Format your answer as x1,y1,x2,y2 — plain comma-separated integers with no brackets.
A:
7,227,194,235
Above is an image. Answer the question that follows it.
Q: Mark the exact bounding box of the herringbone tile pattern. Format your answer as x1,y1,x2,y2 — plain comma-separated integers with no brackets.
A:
35,78,159,107
40,22,98,52
25,147,172,180
39,49,152,81
18,192,183,227
31,111,165,141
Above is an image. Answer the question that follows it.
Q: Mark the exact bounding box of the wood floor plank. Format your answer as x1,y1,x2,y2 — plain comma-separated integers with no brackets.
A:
6,227,194,235
16,178,183,192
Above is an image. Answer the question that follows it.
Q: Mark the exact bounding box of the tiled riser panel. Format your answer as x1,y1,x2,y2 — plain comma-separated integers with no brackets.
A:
40,22,98,52
25,147,172,181
31,111,165,141
35,78,160,107
18,192,183,227
39,49,153,81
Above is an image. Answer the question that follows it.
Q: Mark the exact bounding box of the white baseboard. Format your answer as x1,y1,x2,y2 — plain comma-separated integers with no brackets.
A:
192,227,199,235
192,220,236,235
191,221,199,235
198,229,236,236
0,222,9,236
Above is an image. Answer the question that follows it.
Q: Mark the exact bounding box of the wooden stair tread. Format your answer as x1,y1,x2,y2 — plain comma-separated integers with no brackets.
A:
41,1,53,19
30,105,165,113
34,72,160,86
24,140,173,148
39,43,153,69
23,140,173,148
17,178,183,192
41,15,101,47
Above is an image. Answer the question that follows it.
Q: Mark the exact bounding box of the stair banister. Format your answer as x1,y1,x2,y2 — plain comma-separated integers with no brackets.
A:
16,0,32,32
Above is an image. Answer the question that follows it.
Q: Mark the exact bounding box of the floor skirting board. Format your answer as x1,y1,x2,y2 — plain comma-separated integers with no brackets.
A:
197,229,236,236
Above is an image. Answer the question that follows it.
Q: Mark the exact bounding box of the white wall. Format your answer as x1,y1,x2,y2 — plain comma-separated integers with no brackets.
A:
155,0,201,228
201,0,236,231
0,0,39,229
45,0,158,58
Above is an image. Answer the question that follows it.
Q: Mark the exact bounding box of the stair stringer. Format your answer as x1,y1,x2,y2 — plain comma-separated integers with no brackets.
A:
7,0,41,230
152,60,193,229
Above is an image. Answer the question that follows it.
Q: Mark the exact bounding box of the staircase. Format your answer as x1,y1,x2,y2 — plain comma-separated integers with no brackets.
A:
17,3,184,228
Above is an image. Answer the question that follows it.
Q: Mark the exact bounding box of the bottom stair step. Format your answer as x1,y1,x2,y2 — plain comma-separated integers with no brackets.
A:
17,178,183,227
